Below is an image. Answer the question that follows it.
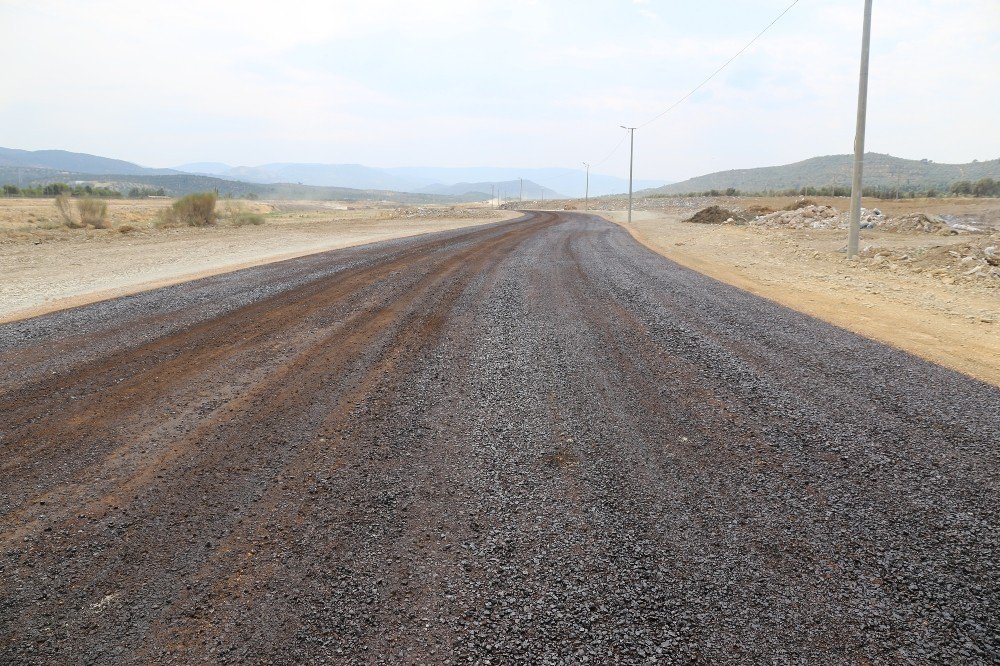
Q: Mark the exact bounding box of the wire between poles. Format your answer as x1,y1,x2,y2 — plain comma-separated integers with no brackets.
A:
635,0,801,129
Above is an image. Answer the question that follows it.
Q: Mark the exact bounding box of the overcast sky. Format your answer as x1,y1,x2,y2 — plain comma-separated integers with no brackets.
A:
2,0,997,182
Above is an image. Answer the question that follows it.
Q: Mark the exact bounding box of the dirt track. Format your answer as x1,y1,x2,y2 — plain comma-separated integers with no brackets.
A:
2,212,997,664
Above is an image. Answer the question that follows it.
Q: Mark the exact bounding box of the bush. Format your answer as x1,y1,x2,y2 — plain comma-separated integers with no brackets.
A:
77,197,109,228
223,201,265,226
231,211,265,226
161,192,217,227
54,195,84,228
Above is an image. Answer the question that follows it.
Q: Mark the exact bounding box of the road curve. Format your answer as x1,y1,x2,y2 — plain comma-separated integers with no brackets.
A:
1,212,997,664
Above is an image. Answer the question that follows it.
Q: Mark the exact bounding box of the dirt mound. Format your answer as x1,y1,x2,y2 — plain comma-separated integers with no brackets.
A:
783,198,818,211
860,239,1000,284
879,212,953,235
686,206,743,225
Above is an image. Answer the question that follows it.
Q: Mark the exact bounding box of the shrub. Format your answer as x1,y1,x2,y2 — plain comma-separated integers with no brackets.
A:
232,211,265,226
160,192,217,227
77,197,109,228
223,201,265,226
54,195,84,228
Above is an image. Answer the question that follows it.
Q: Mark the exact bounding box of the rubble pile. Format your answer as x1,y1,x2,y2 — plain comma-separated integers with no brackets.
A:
748,205,846,229
859,241,1000,285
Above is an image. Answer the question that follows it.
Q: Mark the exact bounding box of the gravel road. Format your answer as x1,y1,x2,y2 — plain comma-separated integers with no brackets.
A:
2,212,997,664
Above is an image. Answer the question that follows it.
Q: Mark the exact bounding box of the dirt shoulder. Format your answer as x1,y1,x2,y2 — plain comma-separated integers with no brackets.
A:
598,209,999,387
0,199,518,323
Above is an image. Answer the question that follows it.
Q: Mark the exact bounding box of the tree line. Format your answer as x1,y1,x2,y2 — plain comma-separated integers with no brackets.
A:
654,177,1000,200
1,183,167,198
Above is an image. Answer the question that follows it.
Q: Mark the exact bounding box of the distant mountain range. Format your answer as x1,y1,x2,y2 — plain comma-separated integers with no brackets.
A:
174,162,570,199
0,148,607,199
641,153,1000,196
4,147,995,201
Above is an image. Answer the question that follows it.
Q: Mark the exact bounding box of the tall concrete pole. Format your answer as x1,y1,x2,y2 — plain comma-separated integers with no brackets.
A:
621,126,636,225
519,177,523,201
583,162,590,211
847,0,873,259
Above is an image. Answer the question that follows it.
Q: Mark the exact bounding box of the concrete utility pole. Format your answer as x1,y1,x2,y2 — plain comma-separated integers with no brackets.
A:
621,126,636,224
847,0,873,259
519,177,523,202
583,162,590,211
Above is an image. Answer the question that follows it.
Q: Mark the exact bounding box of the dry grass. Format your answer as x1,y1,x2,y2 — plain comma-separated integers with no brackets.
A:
52,196,111,229
54,195,84,229
223,201,265,227
78,198,109,229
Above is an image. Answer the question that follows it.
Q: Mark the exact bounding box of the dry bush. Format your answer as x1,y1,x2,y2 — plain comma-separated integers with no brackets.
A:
224,201,265,226
233,211,265,226
54,195,84,228
160,192,218,227
118,224,136,234
77,197,109,228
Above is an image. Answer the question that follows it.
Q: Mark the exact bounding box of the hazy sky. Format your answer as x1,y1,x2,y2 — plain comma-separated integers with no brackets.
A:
2,0,997,182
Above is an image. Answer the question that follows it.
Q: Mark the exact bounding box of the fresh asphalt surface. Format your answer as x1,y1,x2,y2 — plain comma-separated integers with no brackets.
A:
1,212,997,664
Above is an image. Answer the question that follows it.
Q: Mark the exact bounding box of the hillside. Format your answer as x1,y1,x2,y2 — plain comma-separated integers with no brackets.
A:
643,154,1000,196
0,167,486,203
0,148,178,176
417,179,563,199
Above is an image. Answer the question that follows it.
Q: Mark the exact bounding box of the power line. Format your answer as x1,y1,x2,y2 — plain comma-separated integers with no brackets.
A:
635,0,801,129
591,127,630,167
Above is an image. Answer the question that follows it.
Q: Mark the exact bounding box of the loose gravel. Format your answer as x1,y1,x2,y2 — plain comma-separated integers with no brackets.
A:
1,212,997,664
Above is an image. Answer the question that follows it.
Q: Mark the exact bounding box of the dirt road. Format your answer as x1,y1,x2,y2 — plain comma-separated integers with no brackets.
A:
2,212,997,664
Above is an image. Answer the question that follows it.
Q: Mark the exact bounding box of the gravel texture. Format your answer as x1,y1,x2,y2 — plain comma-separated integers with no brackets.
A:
1,212,997,664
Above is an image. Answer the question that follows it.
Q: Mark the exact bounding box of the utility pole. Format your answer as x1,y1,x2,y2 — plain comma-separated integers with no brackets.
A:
519,177,523,201
582,162,590,211
847,0,873,259
621,126,636,224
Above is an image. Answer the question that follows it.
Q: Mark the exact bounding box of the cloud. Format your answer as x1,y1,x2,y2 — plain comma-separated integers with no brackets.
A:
0,0,996,178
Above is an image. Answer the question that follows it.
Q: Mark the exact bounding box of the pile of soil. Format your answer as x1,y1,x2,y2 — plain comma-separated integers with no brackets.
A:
860,239,1000,284
783,198,818,211
686,206,743,225
879,212,953,235
744,204,776,216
